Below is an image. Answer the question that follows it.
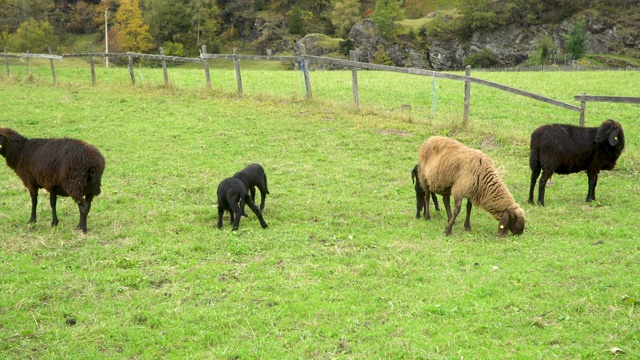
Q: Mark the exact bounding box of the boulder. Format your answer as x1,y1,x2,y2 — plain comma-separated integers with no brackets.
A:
348,19,428,68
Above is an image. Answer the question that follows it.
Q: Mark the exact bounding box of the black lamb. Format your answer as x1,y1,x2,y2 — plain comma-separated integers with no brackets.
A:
233,163,270,215
411,164,440,219
0,128,105,233
216,177,268,231
528,119,624,206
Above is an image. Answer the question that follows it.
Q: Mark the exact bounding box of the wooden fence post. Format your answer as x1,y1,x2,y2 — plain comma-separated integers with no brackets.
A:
233,48,243,96
579,91,586,127
26,50,30,76
463,65,471,126
4,47,9,77
127,53,135,85
160,47,169,86
350,50,359,109
202,45,211,89
48,46,56,84
300,45,312,99
89,44,96,86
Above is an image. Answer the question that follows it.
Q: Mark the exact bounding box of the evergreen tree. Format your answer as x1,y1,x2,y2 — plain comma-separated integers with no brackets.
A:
564,19,587,60
188,0,221,48
288,5,305,35
330,0,361,38
114,0,155,53
372,0,404,37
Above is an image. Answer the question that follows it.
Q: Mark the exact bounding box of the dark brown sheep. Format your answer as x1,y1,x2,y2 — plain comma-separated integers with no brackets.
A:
528,119,625,206
0,128,105,234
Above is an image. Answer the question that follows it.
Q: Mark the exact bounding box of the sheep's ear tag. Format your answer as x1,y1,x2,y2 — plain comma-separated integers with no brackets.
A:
615,136,618,141
500,225,504,229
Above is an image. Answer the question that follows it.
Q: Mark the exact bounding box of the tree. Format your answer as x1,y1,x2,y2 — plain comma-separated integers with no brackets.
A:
6,18,58,52
114,0,155,53
330,0,361,38
288,5,306,35
188,0,221,48
564,19,587,60
142,0,190,45
372,0,404,37
0,0,54,34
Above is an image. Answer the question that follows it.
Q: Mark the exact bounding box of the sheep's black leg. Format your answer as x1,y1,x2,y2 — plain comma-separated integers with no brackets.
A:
586,173,598,202
240,188,253,217
528,166,541,204
537,171,551,206
245,195,268,229
444,197,462,236
463,199,472,231
442,195,452,220
431,192,440,212
50,193,59,227
416,191,425,219
257,186,267,212
423,190,430,220
226,195,243,231
217,204,225,229
76,199,90,234
28,189,38,224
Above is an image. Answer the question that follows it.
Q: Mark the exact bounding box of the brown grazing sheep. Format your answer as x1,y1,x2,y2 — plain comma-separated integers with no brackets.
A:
0,128,105,234
417,136,525,237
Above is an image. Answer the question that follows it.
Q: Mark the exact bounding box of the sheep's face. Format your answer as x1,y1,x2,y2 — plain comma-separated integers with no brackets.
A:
498,207,525,237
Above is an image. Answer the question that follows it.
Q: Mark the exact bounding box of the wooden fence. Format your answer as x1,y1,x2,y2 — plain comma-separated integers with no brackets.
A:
3,46,639,126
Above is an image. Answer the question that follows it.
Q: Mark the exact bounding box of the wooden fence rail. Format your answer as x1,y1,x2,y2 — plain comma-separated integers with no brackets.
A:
574,93,640,126
2,47,637,126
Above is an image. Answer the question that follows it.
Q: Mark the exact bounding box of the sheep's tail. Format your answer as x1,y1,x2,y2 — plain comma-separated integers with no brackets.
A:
264,173,270,194
86,147,105,196
411,166,418,184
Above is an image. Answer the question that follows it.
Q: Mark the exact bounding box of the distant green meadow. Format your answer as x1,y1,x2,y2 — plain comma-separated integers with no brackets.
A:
0,61,638,358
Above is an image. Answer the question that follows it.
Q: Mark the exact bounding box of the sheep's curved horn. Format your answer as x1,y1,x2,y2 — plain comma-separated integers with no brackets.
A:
594,123,609,144
608,128,620,146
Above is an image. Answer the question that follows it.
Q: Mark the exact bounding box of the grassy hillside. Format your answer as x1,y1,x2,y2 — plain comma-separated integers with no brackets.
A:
0,64,639,358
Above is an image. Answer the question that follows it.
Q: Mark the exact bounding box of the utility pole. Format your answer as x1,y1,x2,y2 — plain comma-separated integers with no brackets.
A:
105,9,109,68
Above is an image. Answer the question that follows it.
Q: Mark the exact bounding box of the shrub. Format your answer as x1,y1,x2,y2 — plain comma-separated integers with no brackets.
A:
372,44,394,66
463,48,498,68
564,19,587,60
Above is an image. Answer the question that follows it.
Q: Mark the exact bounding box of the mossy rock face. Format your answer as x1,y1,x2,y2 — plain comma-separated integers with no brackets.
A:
294,34,348,69
295,34,342,56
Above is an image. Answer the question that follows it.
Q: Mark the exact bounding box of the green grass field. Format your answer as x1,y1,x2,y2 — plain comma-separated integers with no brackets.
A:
0,62,639,359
